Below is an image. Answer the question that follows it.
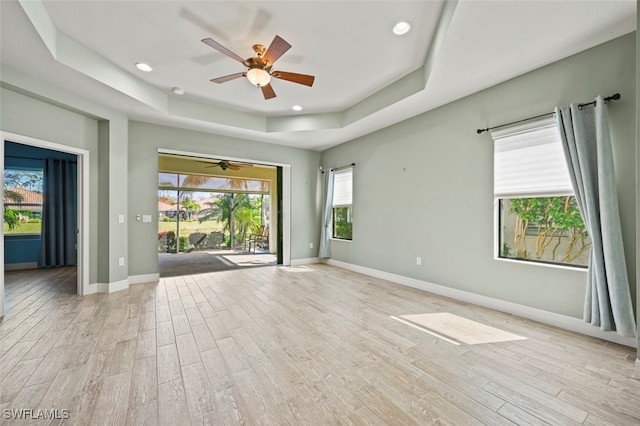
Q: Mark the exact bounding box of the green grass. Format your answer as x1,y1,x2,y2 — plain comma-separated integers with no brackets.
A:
3,220,223,236
157,220,224,235
4,222,42,234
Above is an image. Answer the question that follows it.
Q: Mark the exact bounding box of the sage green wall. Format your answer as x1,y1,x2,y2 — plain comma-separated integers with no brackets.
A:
99,119,129,283
1,87,100,284
636,5,639,357
127,121,321,277
321,33,637,320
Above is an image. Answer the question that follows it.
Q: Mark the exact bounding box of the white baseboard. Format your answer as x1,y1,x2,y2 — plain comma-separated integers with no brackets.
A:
290,257,320,266
129,273,159,285
86,274,158,294
323,259,637,348
4,262,38,271
94,279,129,294
634,359,640,380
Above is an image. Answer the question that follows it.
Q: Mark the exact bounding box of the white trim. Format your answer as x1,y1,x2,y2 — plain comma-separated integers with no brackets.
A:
634,359,640,380
0,131,90,317
290,257,320,266
4,262,38,271
330,238,353,243
95,279,129,294
494,256,589,272
129,273,160,285
95,283,110,293
323,259,636,348
282,165,291,266
157,148,292,267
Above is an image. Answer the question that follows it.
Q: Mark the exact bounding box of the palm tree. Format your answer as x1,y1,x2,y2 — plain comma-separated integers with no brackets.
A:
181,198,200,221
235,197,261,246
199,193,250,249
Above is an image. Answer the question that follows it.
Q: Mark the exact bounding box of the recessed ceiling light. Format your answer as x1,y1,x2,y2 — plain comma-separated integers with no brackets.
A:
393,21,412,36
172,87,184,95
292,105,303,112
135,62,153,72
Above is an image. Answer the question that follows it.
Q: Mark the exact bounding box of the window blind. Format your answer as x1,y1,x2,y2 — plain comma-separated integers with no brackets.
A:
332,168,353,207
492,117,573,198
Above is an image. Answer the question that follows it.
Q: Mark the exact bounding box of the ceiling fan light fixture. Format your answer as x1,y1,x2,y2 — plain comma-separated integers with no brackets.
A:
392,20,412,35
246,68,271,87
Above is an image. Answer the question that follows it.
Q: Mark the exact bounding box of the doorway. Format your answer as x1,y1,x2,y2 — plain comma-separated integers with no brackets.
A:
1,132,89,318
157,152,288,277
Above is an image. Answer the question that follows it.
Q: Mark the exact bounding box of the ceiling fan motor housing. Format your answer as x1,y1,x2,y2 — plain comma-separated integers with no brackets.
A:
252,44,267,56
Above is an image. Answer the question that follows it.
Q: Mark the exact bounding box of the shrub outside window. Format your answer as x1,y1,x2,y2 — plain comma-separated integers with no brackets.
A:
499,196,590,267
492,118,589,268
3,169,44,235
332,168,352,240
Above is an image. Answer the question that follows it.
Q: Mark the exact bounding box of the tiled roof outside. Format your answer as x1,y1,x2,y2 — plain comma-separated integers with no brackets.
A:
4,187,43,211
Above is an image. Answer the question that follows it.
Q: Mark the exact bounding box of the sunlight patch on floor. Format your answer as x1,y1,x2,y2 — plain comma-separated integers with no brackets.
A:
221,254,277,266
392,312,527,345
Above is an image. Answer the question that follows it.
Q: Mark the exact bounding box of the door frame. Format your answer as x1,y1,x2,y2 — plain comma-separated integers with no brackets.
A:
1,131,90,317
158,148,291,266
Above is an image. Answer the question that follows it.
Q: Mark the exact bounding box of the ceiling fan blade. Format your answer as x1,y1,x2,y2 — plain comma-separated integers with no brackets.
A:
263,35,291,65
210,72,246,84
271,71,315,87
201,38,248,64
261,83,276,100
231,163,253,168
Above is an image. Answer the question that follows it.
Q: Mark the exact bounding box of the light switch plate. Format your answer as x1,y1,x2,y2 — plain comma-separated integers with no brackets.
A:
142,215,152,223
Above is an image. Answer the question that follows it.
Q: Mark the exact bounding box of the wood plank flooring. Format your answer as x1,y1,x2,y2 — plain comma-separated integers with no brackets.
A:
1,264,638,425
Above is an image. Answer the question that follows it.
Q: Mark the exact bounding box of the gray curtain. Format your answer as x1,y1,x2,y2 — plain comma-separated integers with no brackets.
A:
39,158,77,267
318,169,335,259
555,96,636,337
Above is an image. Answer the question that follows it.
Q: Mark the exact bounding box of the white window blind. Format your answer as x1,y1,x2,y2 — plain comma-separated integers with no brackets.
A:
492,117,573,198
332,168,353,207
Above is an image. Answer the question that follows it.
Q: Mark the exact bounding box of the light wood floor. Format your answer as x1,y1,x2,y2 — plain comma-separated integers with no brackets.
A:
1,264,639,425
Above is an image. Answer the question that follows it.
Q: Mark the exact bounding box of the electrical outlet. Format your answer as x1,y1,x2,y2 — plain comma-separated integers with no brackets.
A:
416,256,422,266
310,243,313,249
118,257,125,266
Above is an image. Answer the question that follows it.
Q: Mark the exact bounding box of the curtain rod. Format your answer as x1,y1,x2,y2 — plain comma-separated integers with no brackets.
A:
476,93,621,135
321,163,355,173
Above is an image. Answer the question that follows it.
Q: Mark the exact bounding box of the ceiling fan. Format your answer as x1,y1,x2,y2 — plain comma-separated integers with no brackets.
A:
198,160,253,171
201,35,315,100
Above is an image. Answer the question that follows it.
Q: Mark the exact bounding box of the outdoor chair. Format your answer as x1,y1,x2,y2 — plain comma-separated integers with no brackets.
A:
246,226,269,253
252,226,269,253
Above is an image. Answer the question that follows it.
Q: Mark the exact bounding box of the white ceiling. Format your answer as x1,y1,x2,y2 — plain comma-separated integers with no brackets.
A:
0,0,636,151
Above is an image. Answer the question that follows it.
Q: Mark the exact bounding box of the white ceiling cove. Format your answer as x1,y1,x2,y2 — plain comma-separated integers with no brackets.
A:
0,0,636,151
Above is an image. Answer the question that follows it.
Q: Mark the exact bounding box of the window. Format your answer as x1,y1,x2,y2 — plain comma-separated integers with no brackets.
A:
492,118,590,267
332,168,353,240
3,169,44,235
